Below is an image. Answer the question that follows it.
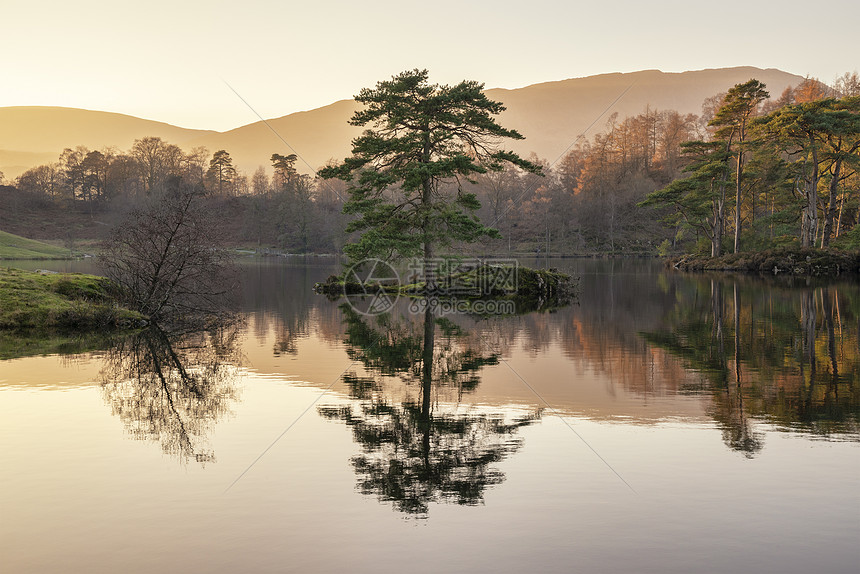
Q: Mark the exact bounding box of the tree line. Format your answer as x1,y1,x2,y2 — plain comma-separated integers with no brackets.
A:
15,137,281,201
642,73,860,254
10,138,350,252
6,72,859,255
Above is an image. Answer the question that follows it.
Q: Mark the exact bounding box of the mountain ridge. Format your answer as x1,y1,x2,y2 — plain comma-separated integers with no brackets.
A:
0,67,806,180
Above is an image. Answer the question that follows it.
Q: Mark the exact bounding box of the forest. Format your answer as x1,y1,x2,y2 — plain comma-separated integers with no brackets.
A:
1,73,858,257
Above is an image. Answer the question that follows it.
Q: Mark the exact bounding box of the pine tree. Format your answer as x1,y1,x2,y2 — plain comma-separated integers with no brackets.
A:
319,69,540,290
709,80,769,253
205,150,236,195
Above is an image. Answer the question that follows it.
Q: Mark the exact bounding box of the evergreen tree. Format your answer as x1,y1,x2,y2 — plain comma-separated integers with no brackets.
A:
319,69,540,289
641,140,731,256
205,149,236,195
709,79,769,253
753,98,858,247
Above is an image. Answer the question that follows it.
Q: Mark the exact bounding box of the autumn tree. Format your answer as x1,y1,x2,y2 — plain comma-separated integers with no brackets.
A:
793,77,830,103
319,69,540,287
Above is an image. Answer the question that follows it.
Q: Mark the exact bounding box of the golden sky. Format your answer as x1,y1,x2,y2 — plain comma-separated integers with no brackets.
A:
3,0,858,131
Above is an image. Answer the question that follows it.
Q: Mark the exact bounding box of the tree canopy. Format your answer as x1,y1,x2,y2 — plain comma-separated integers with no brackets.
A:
319,69,541,266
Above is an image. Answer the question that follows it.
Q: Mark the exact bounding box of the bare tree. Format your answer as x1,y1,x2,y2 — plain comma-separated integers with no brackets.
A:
100,177,234,323
251,166,269,197
833,72,860,98
131,136,183,195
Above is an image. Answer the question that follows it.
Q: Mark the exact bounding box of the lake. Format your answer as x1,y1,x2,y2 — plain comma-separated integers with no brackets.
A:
1,257,858,573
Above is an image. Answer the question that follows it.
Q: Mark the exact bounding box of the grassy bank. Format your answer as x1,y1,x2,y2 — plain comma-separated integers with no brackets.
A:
0,267,145,329
670,248,860,276
0,229,72,259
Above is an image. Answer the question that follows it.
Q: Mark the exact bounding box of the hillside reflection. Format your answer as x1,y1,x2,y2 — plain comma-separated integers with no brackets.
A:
100,324,242,464
643,276,860,456
318,306,540,515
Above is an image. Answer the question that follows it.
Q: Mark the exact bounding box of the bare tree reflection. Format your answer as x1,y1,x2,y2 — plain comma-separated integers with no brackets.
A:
100,324,242,464
319,306,540,515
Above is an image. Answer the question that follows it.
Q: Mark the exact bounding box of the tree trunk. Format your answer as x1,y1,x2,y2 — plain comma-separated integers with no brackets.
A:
820,157,842,248
801,141,820,248
422,178,435,293
712,191,724,258
421,129,435,293
836,190,845,238
734,151,743,253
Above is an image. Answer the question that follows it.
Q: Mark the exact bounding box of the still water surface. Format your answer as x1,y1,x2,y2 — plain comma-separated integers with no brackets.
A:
1,258,858,573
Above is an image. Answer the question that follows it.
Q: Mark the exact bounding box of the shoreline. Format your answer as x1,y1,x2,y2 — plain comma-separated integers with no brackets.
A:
668,247,860,277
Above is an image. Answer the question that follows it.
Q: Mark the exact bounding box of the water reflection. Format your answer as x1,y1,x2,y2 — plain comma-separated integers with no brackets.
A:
643,276,860,455
319,306,540,515
100,324,242,464
237,260,344,356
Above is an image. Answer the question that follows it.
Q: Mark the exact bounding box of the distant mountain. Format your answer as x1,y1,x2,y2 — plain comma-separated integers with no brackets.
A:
0,67,805,180
484,67,804,163
0,107,212,179
186,99,363,176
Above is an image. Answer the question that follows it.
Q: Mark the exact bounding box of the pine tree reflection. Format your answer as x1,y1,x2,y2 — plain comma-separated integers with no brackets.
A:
643,277,860,456
319,306,540,515
100,324,241,464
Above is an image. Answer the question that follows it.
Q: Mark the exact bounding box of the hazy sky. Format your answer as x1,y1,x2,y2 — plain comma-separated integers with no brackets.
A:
3,0,858,131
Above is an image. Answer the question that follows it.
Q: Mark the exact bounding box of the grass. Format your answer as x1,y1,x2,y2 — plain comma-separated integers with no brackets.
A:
0,266,145,330
0,229,71,259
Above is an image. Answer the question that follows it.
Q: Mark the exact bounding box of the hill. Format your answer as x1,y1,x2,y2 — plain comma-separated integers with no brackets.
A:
0,107,213,179
187,67,805,173
0,67,806,179
485,67,804,163
187,99,363,175
0,229,71,259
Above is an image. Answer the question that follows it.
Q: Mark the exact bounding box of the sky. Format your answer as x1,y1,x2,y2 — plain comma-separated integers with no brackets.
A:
3,0,858,132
